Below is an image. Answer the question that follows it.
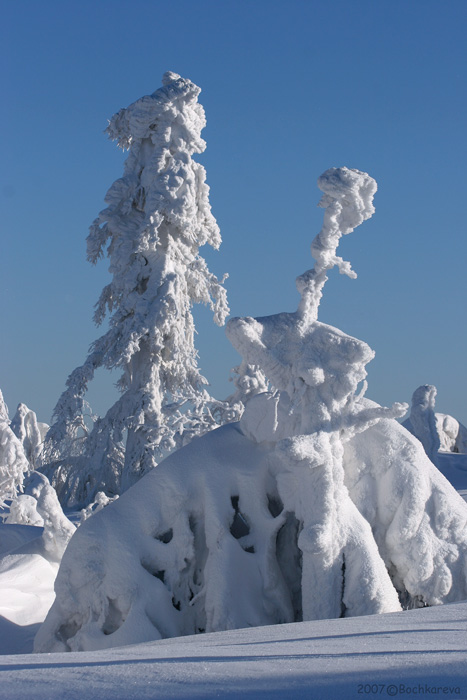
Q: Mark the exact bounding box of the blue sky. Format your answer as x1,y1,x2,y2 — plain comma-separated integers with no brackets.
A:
1,0,466,427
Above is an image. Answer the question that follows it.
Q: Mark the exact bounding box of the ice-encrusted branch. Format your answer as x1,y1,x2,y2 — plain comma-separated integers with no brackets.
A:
296,167,377,322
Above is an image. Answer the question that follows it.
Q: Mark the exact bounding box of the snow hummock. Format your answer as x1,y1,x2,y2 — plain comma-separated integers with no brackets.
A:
0,522,59,655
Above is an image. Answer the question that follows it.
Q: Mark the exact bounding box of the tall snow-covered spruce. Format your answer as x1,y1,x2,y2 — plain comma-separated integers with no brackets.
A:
35,167,467,654
42,72,235,507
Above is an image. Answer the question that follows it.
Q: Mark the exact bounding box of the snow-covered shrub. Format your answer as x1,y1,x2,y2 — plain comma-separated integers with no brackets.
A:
42,72,239,508
35,167,467,654
0,390,29,508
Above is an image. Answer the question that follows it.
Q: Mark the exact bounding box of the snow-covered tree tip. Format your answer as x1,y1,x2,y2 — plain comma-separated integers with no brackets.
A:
296,167,377,321
161,71,181,85
104,71,206,157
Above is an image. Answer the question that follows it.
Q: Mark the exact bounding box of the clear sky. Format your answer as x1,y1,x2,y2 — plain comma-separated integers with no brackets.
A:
1,0,466,427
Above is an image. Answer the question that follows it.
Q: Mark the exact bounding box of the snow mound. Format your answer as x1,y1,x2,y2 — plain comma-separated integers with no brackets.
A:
0,520,59,654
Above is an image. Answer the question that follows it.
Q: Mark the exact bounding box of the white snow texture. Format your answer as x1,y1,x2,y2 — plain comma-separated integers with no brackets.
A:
35,165,467,653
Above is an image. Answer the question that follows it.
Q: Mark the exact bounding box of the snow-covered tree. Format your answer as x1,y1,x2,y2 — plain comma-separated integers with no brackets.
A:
35,167,467,653
402,385,440,464
403,385,467,455
42,72,237,507
10,402,48,469
0,390,29,508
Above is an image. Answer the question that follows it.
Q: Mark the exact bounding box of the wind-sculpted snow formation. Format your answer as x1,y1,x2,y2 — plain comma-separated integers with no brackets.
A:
35,167,467,653
42,72,239,508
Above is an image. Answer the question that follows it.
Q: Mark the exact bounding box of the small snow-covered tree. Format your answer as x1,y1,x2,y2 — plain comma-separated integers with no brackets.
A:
403,385,467,455
42,72,238,507
0,390,29,508
10,402,48,469
402,385,440,464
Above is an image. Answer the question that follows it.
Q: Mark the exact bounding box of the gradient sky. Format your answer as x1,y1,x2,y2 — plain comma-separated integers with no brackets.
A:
1,0,466,428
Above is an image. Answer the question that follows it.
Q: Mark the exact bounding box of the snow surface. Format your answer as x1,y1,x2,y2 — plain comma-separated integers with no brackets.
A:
1,602,467,699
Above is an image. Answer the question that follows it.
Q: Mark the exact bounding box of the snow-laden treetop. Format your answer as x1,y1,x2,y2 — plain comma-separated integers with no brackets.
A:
88,70,226,327
105,71,209,159
296,167,377,322
227,167,402,438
